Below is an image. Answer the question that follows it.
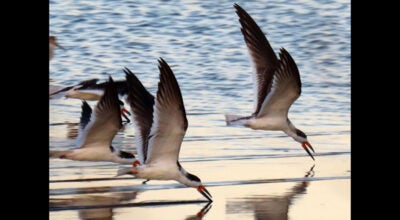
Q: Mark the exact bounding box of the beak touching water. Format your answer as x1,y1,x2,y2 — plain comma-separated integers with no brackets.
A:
197,185,213,202
302,141,315,161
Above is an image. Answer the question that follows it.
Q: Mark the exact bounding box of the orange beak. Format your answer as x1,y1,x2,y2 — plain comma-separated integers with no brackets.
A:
302,141,315,161
197,185,213,202
196,202,212,217
121,107,131,123
121,107,131,116
132,160,140,168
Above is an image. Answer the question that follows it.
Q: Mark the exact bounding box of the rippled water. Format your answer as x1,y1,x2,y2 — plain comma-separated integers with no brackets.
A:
50,0,350,219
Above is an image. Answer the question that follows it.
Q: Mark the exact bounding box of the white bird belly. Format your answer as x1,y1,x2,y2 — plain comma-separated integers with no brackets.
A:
137,164,179,180
246,117,286,130
67,148,113,161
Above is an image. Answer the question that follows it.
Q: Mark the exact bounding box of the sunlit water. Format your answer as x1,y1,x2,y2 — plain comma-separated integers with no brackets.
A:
50,0,350,219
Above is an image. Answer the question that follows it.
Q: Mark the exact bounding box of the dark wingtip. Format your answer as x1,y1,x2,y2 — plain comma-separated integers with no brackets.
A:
108,75,114,83
233,3,241,10
233,3,246,16
119,150,135,159
81,100,90,109
123,67,132,76
158,57,167,67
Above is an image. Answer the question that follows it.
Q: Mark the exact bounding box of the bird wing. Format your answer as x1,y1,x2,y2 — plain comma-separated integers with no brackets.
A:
49,78,99,96
77,77,122,148
124,68,155,164
75,101,92,146
234,3,279,116
145,58,188,165
256,48,302,119
83,80,129,96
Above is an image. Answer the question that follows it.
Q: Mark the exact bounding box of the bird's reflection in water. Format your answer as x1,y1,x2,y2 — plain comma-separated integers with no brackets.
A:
226,165,315,220
185,202,212,220
50,191,138,220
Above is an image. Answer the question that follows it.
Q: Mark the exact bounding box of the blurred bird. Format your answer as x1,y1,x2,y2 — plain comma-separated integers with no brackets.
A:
49,78,131,123
49,77,137,164
185,202,212,220
116,58,212,202
49,36,65,61
225,4,315,160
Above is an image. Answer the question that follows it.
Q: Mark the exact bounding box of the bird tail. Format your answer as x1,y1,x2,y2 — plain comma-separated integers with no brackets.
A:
49,150,70,159
116,166,137,177
225,114,251,126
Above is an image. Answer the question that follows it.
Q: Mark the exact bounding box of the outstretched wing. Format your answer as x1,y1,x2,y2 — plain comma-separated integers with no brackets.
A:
77,77,122,148
257,48,301,119
49,78,99,96
234,3,279,116
146,58,188,165
75,101,92,146
124,68,155,164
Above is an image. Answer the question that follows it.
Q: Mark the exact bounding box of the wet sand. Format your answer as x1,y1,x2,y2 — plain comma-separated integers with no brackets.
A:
50,0,350,219
50,138,350,219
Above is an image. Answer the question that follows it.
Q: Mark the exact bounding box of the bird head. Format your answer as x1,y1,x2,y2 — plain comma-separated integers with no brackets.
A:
49,36,66,50
178,168,213,202
294,128,315,160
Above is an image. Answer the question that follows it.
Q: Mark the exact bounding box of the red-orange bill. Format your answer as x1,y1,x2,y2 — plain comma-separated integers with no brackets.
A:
121,107,131,116
132,160,140,167
197,185,213,202
302,142,315,161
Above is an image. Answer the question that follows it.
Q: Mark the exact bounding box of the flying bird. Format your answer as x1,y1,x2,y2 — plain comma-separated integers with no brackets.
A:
225,4,315,160
49,77,137,164
49,36,65,61
49,78,131,122
117,58,212,202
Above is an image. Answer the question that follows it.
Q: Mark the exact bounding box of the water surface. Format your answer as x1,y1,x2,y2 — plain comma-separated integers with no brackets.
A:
50,0,350,219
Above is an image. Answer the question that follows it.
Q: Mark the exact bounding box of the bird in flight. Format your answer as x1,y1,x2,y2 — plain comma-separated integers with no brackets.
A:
49,78,132,123
49,76,137,164
225,4,315,160
49,36,65,61
117,58,212,201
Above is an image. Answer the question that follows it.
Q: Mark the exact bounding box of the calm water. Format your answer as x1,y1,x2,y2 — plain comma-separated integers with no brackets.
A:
50,0,350,219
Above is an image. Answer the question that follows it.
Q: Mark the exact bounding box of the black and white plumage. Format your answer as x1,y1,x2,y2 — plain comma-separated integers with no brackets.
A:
49,77,137,164
49,78,132,122
225,4,315,160
49,78,129,101
117,58,212,202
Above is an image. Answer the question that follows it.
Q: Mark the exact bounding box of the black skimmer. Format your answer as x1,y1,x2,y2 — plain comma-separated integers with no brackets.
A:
49,36,65,61
49,78,131,123
49,78,129,101
117,58,213,202
49,77,137,164
225,4,315,160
